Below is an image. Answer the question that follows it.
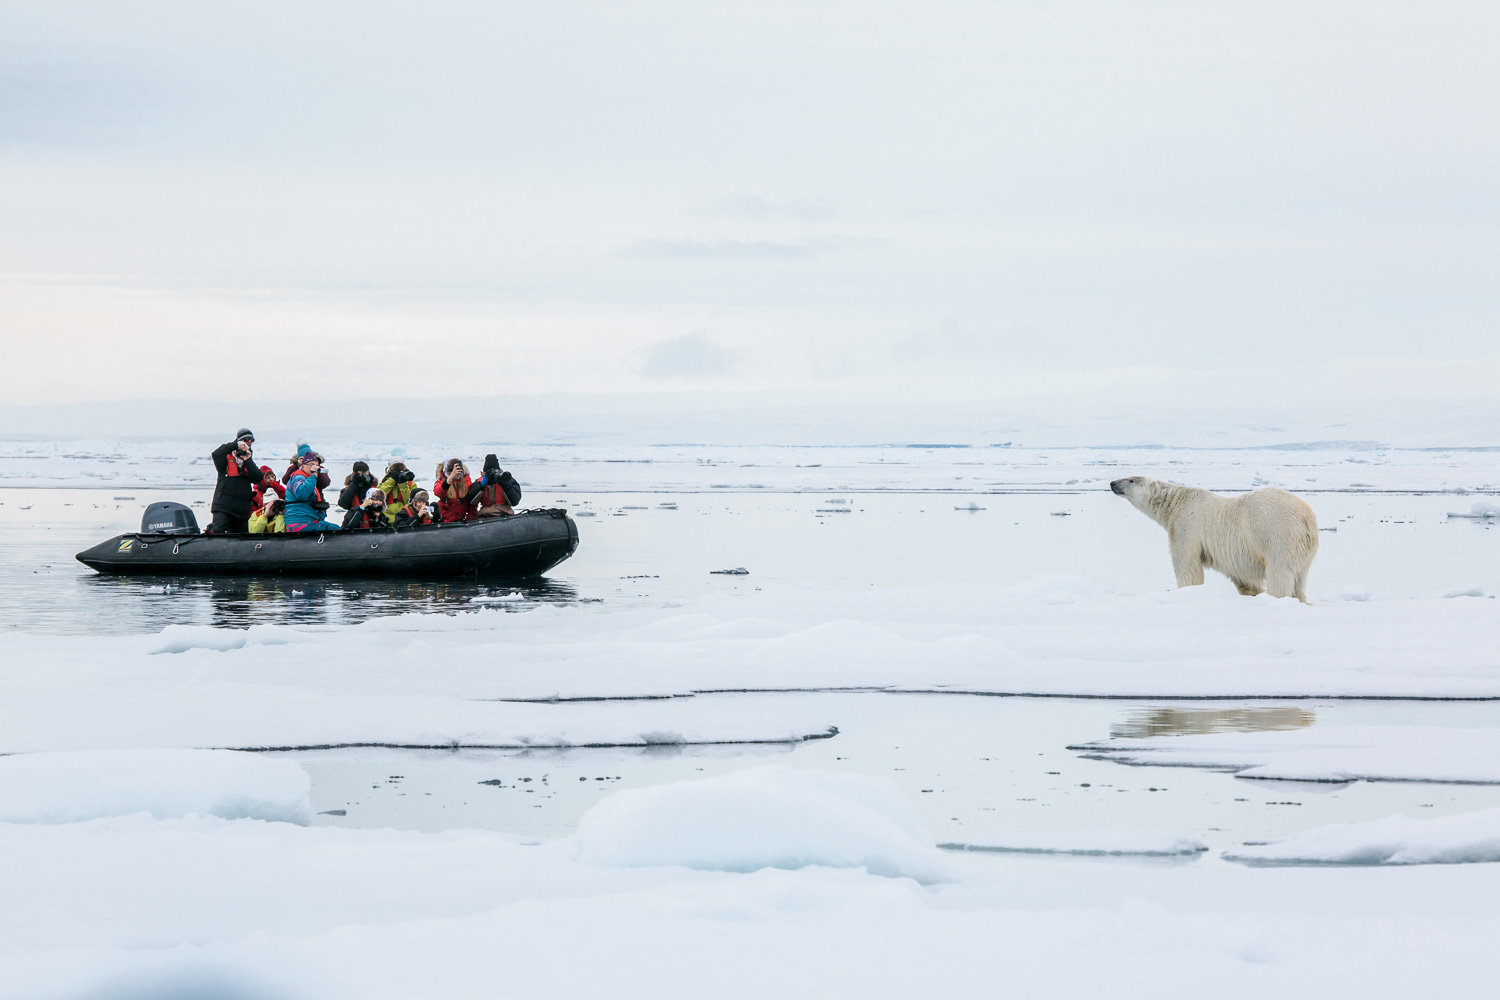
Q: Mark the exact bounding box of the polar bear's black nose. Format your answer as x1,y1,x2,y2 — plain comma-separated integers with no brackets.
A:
1110,480,1125,495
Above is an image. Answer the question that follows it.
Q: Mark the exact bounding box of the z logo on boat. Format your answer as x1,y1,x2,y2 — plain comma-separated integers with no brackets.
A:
117,539,134,552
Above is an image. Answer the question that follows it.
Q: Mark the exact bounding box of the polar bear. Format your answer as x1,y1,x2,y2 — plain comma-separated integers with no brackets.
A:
1109,477,1318,602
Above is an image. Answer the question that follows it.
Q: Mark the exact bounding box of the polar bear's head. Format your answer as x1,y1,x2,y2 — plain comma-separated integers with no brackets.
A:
1110,476,1171,521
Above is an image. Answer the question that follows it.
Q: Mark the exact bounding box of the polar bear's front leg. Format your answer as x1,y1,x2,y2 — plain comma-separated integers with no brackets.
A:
1167,531,1205,588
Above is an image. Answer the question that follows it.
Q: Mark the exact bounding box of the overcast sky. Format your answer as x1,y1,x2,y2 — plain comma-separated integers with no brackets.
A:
1,1,1496,417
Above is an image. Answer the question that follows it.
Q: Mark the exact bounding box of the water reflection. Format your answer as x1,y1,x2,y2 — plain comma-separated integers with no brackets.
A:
78,574,581,631
1110,706,1316,739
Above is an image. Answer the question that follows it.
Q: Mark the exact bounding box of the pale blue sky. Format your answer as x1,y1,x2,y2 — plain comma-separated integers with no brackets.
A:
1,1,1496,415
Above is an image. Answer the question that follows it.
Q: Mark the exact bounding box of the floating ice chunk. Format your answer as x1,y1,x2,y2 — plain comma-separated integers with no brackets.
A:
148,624,307,655
942,829,1206,857
470,592,525,604
571,765,951,882
1224,808,1500,865
710,567,749,575
0,749,312,824
1446,502,1500,519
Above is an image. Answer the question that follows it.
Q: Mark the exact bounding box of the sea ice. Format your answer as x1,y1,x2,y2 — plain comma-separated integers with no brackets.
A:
0,748,311,824
941,829,1207,857
1224,808,1500,865
571,765,951,882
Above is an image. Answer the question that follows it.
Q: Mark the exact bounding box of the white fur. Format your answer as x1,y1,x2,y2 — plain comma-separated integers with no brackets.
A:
1110,477,1319,603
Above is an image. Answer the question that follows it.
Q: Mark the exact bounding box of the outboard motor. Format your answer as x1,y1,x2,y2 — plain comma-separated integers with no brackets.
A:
141,501,200,535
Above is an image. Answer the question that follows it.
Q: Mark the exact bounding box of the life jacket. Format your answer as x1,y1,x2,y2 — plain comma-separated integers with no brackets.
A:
397,503,432,525
224,451,255,477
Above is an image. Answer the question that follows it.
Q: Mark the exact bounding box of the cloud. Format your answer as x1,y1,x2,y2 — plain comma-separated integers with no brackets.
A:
640,332,736,380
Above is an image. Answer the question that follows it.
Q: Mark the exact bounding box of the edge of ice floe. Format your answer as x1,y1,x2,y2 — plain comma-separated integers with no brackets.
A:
224,725,840,753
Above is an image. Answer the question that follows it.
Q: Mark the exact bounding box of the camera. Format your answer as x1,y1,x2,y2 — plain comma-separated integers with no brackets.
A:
351,472,375,494
393,469,415,485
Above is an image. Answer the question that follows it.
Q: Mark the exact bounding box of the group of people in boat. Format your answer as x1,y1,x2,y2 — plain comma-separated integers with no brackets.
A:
208,428,522,535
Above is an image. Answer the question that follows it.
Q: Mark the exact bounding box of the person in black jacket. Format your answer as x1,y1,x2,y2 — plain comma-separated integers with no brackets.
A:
208,428,267,533
341,488,393,531
338,461,376,511
465,453,522,517
393,489,436,528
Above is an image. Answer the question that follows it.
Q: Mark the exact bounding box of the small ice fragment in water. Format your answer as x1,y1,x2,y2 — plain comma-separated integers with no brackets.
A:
955,502,985,511
710,567,749,575
471,592,525,604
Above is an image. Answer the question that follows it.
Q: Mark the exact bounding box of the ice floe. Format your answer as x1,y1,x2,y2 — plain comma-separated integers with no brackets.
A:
941,830,1207,857
571,766,951,882
0,749,311,824
1224,808,1500,865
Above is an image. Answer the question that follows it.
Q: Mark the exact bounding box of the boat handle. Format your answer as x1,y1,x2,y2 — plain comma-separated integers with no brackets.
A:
370,542,379,549
317,534,325,544
255,543,262,550
173,543,179,555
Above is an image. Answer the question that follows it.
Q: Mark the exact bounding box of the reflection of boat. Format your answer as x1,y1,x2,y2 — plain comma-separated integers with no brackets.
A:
77,509,579,579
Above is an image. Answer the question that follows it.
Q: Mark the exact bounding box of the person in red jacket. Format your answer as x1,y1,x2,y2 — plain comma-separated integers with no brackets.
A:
251,465,285,512
433,458,476,523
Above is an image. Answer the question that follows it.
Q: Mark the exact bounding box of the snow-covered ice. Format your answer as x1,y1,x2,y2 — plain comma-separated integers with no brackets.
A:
0,749,312,824
570,765,951,882
1224,808,1500,866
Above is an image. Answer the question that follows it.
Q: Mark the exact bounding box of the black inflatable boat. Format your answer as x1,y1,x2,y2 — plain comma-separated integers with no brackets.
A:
77,503,579,579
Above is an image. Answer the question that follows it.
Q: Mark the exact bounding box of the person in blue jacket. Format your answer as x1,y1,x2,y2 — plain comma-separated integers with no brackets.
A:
283,452,342,533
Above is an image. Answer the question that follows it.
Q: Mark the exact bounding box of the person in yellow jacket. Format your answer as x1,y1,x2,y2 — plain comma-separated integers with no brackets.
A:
249,496,286,534
377,461,418,523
